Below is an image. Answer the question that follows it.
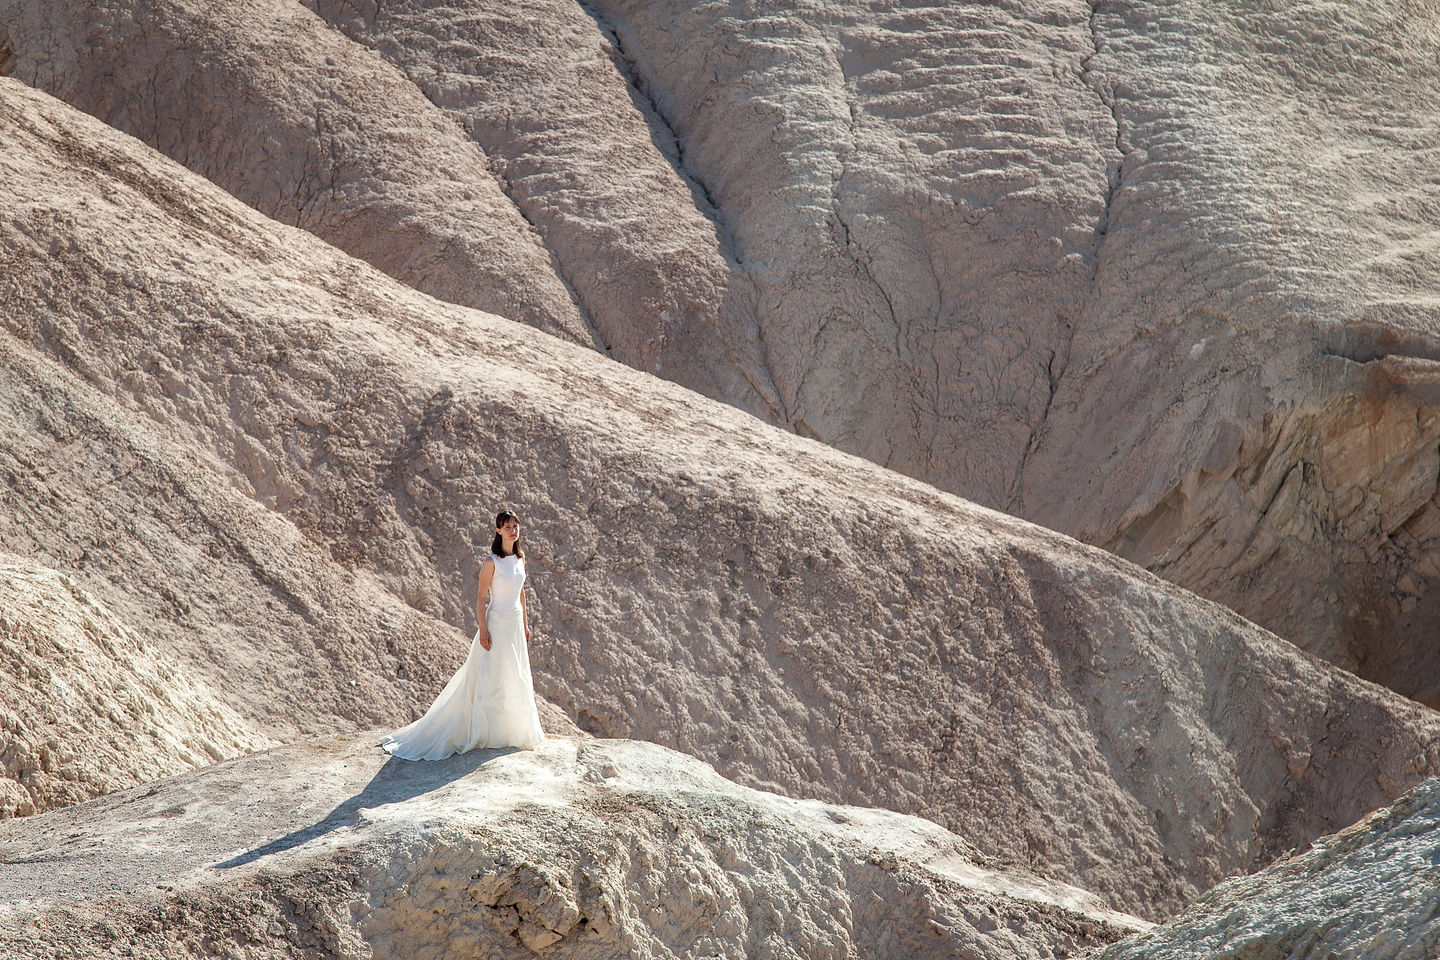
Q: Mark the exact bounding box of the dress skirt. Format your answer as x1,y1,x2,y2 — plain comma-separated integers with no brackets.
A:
380,609,544,760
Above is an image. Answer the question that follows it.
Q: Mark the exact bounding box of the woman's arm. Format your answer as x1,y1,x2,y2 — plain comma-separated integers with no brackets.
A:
520,586,530,643
476,558,495,651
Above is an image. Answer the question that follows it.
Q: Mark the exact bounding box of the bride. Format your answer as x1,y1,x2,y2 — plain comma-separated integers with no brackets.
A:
381,509,544,759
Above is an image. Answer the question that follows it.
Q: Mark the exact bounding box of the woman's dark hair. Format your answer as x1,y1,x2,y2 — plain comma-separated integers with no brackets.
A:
490,509,524,558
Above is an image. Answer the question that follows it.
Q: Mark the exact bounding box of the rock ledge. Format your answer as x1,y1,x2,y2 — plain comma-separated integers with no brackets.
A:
0,734,1144,959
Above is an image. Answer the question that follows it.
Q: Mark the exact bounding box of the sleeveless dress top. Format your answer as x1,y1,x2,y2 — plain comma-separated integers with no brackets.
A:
488,552,525,611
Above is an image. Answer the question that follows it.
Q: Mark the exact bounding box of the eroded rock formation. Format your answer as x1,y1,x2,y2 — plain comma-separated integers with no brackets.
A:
3,78,1439,920
1097,777,1440,959
1021,0,1440,703
4,0,1437,697
0,222,582,821
0,735,1145,959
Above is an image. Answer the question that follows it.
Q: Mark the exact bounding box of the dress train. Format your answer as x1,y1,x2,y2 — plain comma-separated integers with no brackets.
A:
381,608,543,760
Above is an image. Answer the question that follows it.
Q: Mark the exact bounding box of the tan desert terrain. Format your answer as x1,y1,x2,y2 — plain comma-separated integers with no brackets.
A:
4,0,1440,696
2,1,1440,955
4,68,1440,928
0,553,267,817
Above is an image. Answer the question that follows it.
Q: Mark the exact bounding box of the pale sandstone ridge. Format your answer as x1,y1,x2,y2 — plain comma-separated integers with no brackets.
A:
0,553,268,818
7,0,1440,694
4,78,1440,920
0,735,1144,959
1097,777,1440,959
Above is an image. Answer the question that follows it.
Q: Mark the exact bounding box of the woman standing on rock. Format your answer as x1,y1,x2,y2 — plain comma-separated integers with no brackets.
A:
380,509,544,759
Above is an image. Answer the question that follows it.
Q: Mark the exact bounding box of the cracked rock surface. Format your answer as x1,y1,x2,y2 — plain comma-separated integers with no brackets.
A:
0,283,582,804
0,735,1145,959
4,77,1440,922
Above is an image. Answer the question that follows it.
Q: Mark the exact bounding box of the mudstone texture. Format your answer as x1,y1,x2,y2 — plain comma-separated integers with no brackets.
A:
4,0,1440,954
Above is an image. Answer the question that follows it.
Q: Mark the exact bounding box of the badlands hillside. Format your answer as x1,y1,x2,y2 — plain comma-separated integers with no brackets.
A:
3,47,1440,949
3,0,1440,702
2,2,1440,956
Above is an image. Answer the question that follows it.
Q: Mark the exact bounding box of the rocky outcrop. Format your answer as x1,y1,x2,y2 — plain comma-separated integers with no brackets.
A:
0,734,1144,960
0,554,267,818
1097,777,1440,959
4,77,1440,919
298,0,1113,473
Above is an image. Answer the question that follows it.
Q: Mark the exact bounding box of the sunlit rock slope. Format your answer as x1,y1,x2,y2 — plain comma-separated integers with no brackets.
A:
0,735,1147,960
1097,778,1440,959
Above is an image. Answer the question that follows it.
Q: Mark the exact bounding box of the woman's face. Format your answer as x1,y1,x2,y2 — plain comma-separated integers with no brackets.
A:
499,517,520,538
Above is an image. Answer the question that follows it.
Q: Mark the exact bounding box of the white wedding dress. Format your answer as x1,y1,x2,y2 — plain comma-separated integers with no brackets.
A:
381,553,544,759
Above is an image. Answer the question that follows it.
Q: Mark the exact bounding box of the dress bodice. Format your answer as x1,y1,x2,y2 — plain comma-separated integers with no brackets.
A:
488,552,525,612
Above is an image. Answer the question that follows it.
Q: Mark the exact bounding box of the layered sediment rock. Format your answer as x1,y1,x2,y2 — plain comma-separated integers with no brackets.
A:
300,0,1112,485
302,0,742,392
1020,0,1440,703
4,77,1439,919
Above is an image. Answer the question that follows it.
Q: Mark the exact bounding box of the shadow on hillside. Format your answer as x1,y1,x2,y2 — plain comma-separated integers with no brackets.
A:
214,745,523,870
